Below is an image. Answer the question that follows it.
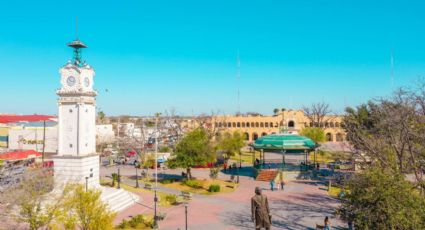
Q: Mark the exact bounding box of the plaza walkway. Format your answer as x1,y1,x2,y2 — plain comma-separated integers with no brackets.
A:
105,165,345,230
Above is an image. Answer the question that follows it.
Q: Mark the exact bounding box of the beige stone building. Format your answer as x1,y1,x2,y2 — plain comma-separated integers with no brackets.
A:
212,109,346,142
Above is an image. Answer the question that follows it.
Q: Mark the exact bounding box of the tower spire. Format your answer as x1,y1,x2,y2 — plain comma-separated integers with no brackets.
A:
68,17,87,67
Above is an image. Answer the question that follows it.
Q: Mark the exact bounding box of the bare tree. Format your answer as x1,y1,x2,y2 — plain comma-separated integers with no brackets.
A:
302,102,333,128
343,82,425,191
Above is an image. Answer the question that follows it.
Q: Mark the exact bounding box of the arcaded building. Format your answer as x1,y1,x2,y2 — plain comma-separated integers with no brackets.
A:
212,109,346,143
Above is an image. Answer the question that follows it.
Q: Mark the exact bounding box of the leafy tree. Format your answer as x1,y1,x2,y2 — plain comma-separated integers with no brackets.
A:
58,184,116,230
167,128,215,179
273,108,279,115
299,127,325,144
0,169,60,230
97,111,106,124
339,168,425,229
216,131,245,160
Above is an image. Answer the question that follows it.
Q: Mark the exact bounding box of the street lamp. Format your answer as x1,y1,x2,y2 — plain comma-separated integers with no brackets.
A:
153,112,161,229
185,203,188,230
117,167,121,189
85,176,89,192
135,163,139,188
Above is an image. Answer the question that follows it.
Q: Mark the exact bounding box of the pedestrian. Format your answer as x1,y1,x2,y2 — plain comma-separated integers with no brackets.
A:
324,216,331,230
280,180,285,191
251,187,271,230
268,164,271,170
223,162,227,173
270,179,275,191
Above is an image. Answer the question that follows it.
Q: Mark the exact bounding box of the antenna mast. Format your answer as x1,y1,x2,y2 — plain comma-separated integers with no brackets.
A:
390,49,394,87
237,50,240,115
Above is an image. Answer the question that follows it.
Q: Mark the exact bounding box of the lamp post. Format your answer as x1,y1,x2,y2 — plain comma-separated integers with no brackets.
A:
117,167,121,189
153,112,161,229
185,203,188,230
135,163,139,188
85,176,89,192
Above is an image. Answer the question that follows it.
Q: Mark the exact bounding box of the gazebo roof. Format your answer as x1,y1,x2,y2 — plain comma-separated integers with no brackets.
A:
253,133,317,151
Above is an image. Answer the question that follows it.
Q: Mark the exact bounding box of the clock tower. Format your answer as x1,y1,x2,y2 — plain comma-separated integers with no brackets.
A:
53,38,99,188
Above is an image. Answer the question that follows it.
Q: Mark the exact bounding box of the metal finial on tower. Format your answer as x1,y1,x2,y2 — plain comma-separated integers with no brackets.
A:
67,17,87,67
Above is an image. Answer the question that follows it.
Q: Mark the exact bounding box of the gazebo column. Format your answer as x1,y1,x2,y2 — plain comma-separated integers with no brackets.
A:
261,149,265,165
281,149,286,171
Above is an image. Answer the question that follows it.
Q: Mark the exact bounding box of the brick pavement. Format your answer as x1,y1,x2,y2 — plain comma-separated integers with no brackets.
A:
108,165,346,230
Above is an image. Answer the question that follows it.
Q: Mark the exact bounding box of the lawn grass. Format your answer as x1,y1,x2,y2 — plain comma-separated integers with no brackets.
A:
309,151,335,164
162,179,238,195
229,151,258,164
328,186,349,198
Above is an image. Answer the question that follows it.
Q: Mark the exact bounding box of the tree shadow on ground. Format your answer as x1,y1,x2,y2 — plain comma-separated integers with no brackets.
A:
220,166,254,177
220,193,346,230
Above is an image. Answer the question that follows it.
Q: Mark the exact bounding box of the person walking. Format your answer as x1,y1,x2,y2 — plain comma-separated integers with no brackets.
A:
270,179,275,191
251,187,271,230
324,216,331,230
280,180,285,191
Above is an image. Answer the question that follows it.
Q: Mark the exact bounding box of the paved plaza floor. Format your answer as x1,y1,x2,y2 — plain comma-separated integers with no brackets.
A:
103,164,346,230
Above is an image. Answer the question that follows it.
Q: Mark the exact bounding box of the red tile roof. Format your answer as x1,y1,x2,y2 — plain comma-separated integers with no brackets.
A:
0,115,55,124
0,150,42,161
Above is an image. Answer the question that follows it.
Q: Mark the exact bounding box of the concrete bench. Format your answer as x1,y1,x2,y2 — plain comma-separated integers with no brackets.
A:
181,191,192,200
144,183,152,190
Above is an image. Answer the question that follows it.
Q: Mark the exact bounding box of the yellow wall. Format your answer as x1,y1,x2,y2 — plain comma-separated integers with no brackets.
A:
0,127,9,147
212,110,346,142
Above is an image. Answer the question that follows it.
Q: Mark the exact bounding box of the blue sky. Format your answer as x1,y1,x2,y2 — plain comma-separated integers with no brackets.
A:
1,0,425,116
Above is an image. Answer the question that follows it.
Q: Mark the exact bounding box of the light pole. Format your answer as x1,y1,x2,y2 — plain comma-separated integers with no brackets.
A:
153,112,161,229
185,203,188,230
85,176,89,192
135,163,139,188
117,167,121,189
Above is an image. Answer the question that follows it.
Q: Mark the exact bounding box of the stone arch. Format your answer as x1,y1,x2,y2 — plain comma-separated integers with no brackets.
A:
264,122,268,128
261,132,267,137
255,122,259,127
243,132,249,141
260,122,264,127
325,122,329,128
310,122,314,127
336,133,343,142
252,133,259,141
288,120,295,128
246,122,250,128
232,122,236,128
330,122,334,127
218,122,222,127
326,133,333,142
228,122,231,127
237,122,241,128
241,122,245,128
279,121,284,126
251,122,255,127
269,122,273,127
335,122,340,128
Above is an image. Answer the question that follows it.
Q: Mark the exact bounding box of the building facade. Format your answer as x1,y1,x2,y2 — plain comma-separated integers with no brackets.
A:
212,109,346,142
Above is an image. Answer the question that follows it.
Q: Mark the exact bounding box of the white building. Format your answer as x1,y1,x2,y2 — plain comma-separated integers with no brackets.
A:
8,126,58,153
96,124,115,144
117,123,135,137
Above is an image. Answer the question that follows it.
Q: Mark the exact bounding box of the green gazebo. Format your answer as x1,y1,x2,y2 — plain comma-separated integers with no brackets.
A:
252,133,318,170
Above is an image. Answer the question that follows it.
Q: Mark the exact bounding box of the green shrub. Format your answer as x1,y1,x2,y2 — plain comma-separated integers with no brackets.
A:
184,179,202,188
161,178,178,184
117,214,152,229
165,194,178,205
208,184,221,192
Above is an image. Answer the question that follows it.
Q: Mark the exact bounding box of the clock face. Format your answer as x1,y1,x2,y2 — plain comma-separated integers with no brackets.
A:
67,76,76,87
84,77,90,87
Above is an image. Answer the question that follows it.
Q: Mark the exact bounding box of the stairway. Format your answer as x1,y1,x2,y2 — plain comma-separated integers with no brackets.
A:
101,187,140,212
256,170,279,181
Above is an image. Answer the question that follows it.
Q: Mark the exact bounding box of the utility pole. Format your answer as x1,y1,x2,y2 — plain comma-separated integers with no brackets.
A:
153,112,161,229
42,120,46,165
